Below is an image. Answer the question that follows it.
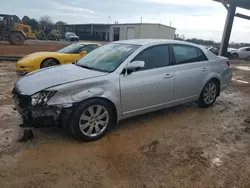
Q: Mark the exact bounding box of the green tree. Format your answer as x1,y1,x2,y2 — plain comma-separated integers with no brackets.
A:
55,21,67,25
22,16,30,24
27,19,40,31
39,15,53,27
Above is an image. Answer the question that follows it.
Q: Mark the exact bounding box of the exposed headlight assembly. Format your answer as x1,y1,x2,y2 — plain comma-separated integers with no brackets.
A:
31,91,56,106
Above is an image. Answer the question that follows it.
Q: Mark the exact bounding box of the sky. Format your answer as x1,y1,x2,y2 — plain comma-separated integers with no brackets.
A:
1,0,250,42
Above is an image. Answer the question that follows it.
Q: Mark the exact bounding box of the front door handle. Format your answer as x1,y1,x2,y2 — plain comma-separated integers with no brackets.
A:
202,68,208,72
164,74,173,79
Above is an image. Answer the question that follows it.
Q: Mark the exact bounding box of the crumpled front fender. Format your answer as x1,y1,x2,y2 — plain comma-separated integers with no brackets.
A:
71,88,104,101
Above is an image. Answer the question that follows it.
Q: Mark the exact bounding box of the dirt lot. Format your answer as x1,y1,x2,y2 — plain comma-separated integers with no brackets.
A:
0,40,107,56
0,40,71,56
0,60,250,188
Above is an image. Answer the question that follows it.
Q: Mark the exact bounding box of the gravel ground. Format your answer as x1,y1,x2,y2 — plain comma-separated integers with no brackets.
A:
0,61,250,188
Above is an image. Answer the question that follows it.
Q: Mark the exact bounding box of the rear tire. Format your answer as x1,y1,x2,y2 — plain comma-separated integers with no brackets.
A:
9,32,25,45
41,58,59,68
69,99,114,142
197,80,218,108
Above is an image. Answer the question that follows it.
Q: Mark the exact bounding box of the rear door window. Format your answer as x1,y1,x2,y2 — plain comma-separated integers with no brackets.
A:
172,44,208,64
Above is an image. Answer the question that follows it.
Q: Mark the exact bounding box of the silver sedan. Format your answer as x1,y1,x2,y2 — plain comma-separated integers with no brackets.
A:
13,39,232,141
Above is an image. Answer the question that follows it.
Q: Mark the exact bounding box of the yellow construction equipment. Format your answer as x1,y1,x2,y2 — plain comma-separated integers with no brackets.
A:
15,23,36,39
0,14,27,45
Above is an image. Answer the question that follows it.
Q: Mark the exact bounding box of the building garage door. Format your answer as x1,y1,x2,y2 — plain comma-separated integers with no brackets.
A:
127,27,136,39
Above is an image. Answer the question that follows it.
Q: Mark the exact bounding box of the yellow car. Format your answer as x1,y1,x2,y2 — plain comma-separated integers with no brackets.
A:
16,42,101,74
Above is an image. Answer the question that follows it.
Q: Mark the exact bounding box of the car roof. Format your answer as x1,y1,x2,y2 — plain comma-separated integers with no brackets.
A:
112,39,204,48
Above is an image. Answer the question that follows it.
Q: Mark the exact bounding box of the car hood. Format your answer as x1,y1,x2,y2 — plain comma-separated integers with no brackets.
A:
15,64,108,95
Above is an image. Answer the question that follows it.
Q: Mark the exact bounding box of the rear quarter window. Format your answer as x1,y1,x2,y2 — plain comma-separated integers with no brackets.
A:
205,49,220,60
172,44,208,64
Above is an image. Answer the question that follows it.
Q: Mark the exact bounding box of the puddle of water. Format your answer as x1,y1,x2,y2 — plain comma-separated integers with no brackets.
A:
236,66,250,71
232,78,249,84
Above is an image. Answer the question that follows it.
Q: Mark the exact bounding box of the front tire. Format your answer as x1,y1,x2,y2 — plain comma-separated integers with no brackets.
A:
197,80,218,108
69,99,114,142
9,32,25,45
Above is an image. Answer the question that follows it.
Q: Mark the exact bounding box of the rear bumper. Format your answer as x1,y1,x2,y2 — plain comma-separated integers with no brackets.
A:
220,68,233,92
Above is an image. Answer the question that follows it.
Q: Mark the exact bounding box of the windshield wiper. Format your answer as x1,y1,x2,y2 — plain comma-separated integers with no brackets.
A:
75,63,110,73
75,64,93,70
75,64,107,72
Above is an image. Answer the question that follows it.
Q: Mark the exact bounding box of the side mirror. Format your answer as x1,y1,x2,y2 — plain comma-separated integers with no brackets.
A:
80,51,87,56
125,61,145,71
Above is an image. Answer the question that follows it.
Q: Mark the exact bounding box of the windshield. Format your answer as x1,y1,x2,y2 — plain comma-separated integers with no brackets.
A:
76,43,140,72
58,43,84,53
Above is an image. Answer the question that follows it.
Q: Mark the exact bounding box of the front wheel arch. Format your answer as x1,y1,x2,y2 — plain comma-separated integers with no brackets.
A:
69,97,118,141
71,97,118,126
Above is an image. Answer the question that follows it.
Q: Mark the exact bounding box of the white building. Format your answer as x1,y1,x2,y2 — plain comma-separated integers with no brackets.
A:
60,23,176,42
110,23,176,41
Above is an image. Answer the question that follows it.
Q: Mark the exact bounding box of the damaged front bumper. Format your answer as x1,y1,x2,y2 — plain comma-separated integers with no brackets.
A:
13,90,72,128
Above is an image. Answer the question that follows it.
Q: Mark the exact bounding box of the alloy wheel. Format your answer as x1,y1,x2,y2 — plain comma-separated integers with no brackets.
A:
203,83,217,104
79,105,109,137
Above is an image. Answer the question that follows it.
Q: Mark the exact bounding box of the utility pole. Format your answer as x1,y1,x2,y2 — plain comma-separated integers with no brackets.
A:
219,4,236,56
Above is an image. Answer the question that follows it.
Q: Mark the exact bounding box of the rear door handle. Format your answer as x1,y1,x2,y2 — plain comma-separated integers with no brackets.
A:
202,68,208,72
164,74,174,79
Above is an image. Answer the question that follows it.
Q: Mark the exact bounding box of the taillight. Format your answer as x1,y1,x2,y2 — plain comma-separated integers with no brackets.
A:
226,61,232,68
